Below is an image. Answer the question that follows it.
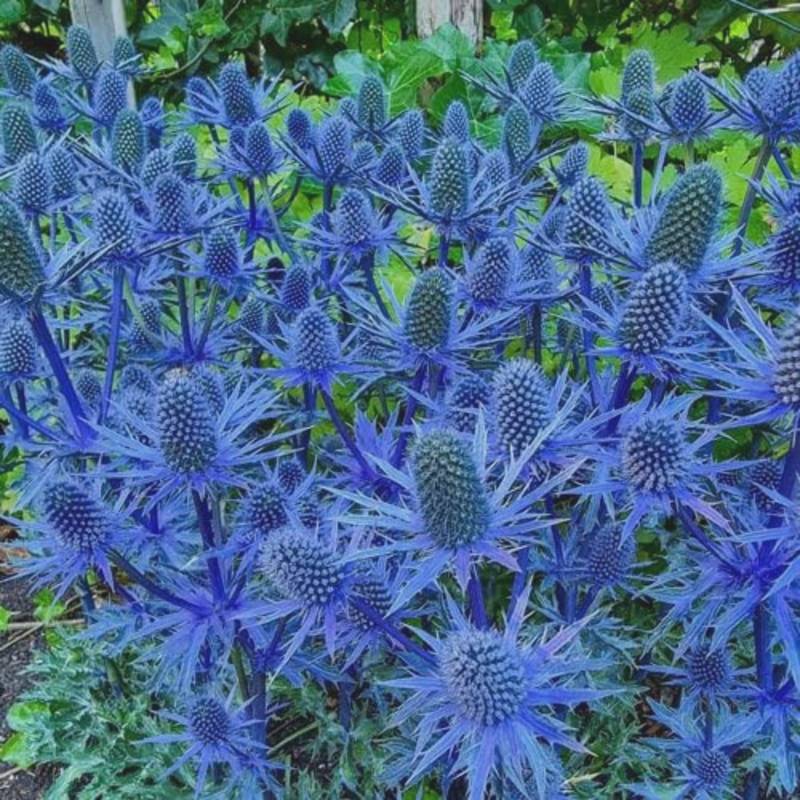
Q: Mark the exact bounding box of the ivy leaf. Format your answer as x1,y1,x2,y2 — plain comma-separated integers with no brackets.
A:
319,0,356,34
420,23,474,71
32,0,59,13
0,0,24,24
323,50,379,97
384,42,443,113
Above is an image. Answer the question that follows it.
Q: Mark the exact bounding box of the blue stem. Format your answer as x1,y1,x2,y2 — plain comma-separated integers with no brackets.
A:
110,552,205,613
321,390,377,481
28,304,92,442
99,265,125,424
176,273,194,357
532,303,543,364
578,264,600,405
192,490,226,603
390,364,427,468
467,570,487,628
633,141,644,208
195,284,220,358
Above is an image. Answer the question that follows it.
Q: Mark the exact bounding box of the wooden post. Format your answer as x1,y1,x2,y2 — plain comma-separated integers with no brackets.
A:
69,0,128,63
416,0,483,45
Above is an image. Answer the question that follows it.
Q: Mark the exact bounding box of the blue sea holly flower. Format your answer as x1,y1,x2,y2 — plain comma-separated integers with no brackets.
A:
144,693,277,799
14,152,51,216
574,394,740,537
562,176,611,265
99,370,286,502
384,588,614,800
521,62,567,127
0,44,36,96
660,72,717,143
0,315,38,380
12,478,118,598
2,103,38,164
343,425,566,609
140,96,165,149
442,100,470,144
395,108,425,162
65,25,99,83
507,40,538,93
283,112,352,186
31,81,69,134
629,700,761,800
258,526,349,658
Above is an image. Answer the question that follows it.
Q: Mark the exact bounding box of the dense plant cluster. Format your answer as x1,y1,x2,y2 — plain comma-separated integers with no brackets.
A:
2,25,800,800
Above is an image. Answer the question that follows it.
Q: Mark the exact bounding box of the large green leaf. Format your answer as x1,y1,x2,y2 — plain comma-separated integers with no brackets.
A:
139,0,198,45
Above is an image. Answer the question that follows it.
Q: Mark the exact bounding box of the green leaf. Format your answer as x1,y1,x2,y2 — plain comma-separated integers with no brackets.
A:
33,588,66,623
32,0,59,13
0,0,24,24
0,605,11,632
319,0,356,34
139,0,199,45
0,732,34,768
384,42,443,113
6,700,49,731
323,50,379,97
419,23,474,70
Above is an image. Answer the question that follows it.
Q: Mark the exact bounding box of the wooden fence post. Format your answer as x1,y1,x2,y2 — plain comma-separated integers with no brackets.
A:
416,0,483,45
68,0,128,63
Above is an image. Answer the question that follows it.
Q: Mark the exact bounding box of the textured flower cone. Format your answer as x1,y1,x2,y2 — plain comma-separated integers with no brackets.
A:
47,145,77,202
621,49,655,103
242,484,288,540
66,25,98,81
32,82,64,131
507,40,538,92
14,153,50,213
42,480,111,554
0,317,36,376
219,63,257,126
621,415,685,492
468,238,514,305
448,373,491,432
617,263,687,354
494,358,551,454
564,176,610,262
154,174,191,233
556,141,589,188
443,100,470,143
94,191,136,257
403,269,453,353
157,372,219,474
280,264,311,312
397,109,424,161
376,144,405,187
286,108,313,149
0,197,44,298
669,72,708,135
93,68,127,127
770,214,800,285
142,149,172,188
76,370,102,407
294,307,339,374
112,36,137,71
587,528,634,585
522,62,556,119
2,104,37,162
205,228,241,282
429,138,469,218
503,103,532,163
624,87,654,140
317,115,350,178
112,110,145,175
357,75,387,130
0,44,35,95
333,189,376,248
171,132,197,180
773,314,800,406
189,698,231,745
411,430,490,548
645,164,722,273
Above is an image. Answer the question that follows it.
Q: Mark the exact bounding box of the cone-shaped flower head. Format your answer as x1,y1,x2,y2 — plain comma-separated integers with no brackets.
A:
669,72,708,136
749,459,781,511
261,528,343,604
508,40,538,92
411,430,491,548
0,317,36,377
140,96,165,148
617,263,687,355
773,314,800,407
42,480,111,554
686,644,732,693
621,49,655,103
519,243,554,285
555,141,589,188
429,138,469,218
142,148,172,188
333,189,376,249
352,142,376,172
587,527,634,586
347,573,392,631
93,68,127,127
443,100,470,143
112,36,137,72
14,153,50,213
111,109,145,174
154,173,191,233
316,115,350,179
171,132,197,180
693,749,731,791
493,359,551,455
404,269,453,353
93,190,136,257
76,370,101,407
468,237,514,306
481,150,510,190
0,197,44,298
277,459,305,494
2,103,37,162
440,628,525,725
769,214,800,286
357,75,387,130
286,108,313,150
242,484,288,540
744,66,772,101
522,62,557,120
66,25,98,82
204,228,241,283
219,62,257,127
623,87,654,140
120,364,153,393
645,164,722,273
157,371,218,475
447,373,491,433
188,697,231,746
130,299,161,352
280,264,311,312
397,109,424,161
762,52,800,133
238,296,266,336
503,103,532,163
32,81,66,133
375,143,405,187
244,122,274,177
622,413,686,492
563,176,610,263
47,144,76,202
293,307,340,376
1,44,35,95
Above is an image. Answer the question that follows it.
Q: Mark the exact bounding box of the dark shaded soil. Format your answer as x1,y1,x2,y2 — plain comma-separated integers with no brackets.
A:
0,530,58,799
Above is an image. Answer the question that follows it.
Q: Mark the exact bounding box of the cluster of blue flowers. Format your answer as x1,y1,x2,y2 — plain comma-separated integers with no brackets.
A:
1,27,800,799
